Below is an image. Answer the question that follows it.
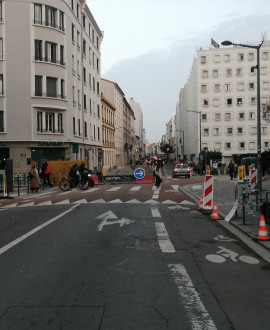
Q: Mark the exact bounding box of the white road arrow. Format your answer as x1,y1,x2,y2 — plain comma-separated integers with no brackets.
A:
96,211,135,231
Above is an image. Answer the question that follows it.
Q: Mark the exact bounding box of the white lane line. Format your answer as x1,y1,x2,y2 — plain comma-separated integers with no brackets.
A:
169,264,217,330
0,205,79,256
151,207,161,218
155,222,175,253
130,186,142,191
107,187,121,192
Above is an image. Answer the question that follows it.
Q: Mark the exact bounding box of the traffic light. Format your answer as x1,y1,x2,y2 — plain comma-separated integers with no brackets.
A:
166,147,170,152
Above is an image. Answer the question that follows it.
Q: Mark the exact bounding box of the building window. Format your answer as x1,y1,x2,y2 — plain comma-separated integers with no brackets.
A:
34,40,42,61
97,104,100,117
225,113,231,120
57,114,63,133
225,142,231,149
238,53,244,61
35,75,42,96
213,99,219,107
83,94,87,110
46,77,57,97
98,126,100,140
227,98,232,105
215,143,221,150
237,127,243,134
214,84,220,92
239,142,245,149
224,54,230,62
37,111,42,132
262,52,268,60
61,79,65,99
225,83,230,91
84,121,88,137
249,112,255,119
201,56,206,63
236,68,242,76
45,42,57,63
203,99,208,106
238,83,244,91
0,74,3,95
202,114,207,120
249,142,255,150
73,117,76,135
0,110,4,132
261,67,267,74
201,85,207,93
239,113,245,120
72,24,75,42
215,113,221,121
213,128,219,135
213,70,218,78
60,45,64,65
262,126,267,134
203,128,209,135
227,127,233,135
0,38,3,59
262,81,269,89
237,98,242,105
45,6,56,28
248,53,254,61
264,142,269,149
214,55,220,63
34,4,42,24
226,69,232,76
202,70,208,78
251,97,256,105
249,82,255,90
45,112,54,132
59,11,64,31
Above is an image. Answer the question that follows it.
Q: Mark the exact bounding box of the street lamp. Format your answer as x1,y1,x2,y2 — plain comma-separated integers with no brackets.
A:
221,40,263,190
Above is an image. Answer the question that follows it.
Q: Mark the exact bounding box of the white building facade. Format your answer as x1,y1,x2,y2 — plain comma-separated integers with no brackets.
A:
0,0,103,172
178,40,270,164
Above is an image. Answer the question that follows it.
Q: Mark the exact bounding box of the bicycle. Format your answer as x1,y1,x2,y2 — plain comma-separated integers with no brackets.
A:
59,173,94,191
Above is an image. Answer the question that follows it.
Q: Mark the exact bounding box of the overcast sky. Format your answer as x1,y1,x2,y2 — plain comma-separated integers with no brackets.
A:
87,0,270,143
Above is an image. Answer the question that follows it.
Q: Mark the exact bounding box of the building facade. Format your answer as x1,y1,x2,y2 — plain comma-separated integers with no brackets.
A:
178,40,270,164
0,0,103,172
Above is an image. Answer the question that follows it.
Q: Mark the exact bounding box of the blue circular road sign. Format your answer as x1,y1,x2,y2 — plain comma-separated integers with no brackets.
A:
134,168,146,179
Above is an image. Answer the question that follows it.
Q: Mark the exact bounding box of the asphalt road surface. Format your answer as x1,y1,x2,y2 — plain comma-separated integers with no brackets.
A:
0,168,269,329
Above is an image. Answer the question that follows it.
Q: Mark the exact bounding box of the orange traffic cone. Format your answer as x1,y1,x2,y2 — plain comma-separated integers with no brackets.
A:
198,195,203,211
211,202,219,220
257,214,269,240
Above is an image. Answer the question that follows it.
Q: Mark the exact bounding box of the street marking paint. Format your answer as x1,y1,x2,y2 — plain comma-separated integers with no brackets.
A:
0,205,79,256
72,199,88,204
96,211,134,231
107,187,121,192
130,186,142,191
155,222,175,253
169,264,217,330
151,207,161,218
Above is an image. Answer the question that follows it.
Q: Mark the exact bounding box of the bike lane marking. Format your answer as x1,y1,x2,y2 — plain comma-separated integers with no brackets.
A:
155,222,175,253
151,207,161,218
0,205,79,256
169,264,217,330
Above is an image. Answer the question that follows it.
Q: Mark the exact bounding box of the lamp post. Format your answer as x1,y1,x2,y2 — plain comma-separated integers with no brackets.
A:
221,40,263,190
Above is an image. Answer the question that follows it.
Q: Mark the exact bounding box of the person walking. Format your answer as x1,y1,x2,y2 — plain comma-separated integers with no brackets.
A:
228,161,235,180
29,164,40,192
155,166,162,187
43,162,52,186
213,161,218,176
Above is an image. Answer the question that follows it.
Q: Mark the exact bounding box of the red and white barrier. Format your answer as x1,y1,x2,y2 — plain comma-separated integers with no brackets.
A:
250,169,257,190
202,175,214,214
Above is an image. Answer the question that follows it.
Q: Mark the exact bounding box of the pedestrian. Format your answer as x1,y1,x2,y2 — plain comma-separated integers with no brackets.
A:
228,160,235,180
218,162,222,176
29,164,40,192
213,161,218,176
43,162,52,186
155,168,162,187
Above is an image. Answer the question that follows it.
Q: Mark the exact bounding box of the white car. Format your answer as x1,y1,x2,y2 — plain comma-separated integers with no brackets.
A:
172,164,192,178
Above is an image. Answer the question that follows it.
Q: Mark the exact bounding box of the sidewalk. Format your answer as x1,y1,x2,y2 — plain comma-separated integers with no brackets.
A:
183,174,270,263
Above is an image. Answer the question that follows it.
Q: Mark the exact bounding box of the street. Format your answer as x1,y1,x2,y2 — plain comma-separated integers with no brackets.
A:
0,166,270,329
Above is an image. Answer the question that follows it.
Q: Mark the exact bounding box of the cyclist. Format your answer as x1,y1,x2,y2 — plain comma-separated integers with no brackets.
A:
69,164,79,188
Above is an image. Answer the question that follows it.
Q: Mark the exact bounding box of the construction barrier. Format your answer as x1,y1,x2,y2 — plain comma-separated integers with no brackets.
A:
202,175,214,214
238,165,245,182
211,202,219,220
250,169,257,190
257,214,269,240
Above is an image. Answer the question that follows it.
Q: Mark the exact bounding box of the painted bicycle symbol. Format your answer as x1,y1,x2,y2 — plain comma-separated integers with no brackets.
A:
206,246,259,264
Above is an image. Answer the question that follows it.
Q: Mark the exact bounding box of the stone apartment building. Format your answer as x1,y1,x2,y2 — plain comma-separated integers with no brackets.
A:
178,40,270,164
0,0,103,172
101,78,135,167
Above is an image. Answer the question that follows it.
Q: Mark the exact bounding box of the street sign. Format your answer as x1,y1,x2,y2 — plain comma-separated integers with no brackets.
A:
134,168,145,179
200,155,204,160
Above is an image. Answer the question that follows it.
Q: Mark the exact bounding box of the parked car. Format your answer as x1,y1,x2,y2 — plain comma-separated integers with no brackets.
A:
172,164,192,178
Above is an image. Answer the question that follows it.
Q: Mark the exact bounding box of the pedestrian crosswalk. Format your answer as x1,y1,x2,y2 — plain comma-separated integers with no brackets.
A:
0,184,195,209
